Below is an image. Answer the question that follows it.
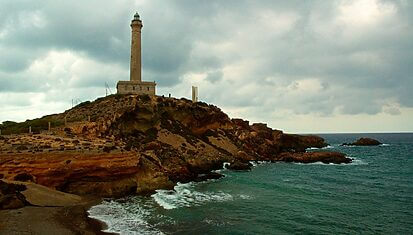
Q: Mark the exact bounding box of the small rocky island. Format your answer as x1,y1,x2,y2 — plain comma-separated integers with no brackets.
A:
342,137,382,146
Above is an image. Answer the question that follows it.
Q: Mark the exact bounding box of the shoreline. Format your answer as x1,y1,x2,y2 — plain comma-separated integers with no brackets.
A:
0,197,115,235
83,199,119,235
62,199,118,235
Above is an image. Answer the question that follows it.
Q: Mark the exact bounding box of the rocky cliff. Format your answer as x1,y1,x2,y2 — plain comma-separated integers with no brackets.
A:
0,94,351,198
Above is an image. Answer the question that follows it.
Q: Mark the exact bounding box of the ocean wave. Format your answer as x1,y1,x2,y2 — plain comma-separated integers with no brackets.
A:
306,145,334,151
293,162,334,166
292,158,367,166
213,162,231,173
152,182,233,210
341,144,390,148
88,198,164,235
249,160,271,167
249,161,258,167
340,145,358,148
350,158,368,165
239,194,253,200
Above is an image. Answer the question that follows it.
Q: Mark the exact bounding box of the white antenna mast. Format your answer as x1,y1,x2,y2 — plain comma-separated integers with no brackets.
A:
105,82,113,96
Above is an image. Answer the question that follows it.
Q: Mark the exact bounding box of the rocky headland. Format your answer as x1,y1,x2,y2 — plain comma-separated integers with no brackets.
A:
0,94,352,198
0,94,352,233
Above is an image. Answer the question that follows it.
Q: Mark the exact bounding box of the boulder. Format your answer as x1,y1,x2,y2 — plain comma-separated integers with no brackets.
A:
0,180,28,210
227,161,252,171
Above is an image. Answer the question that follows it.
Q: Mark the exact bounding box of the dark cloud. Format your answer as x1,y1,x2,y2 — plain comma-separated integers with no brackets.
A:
0,0,412,130
206,71,223,83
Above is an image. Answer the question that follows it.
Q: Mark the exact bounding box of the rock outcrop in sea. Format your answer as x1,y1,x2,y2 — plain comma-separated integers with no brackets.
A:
342,137,382,146
0,94,352,198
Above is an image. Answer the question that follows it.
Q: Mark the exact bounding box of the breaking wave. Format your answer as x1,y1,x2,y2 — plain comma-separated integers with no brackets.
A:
152,182,233,210
306,145,335,151
292,157,367,166
88,197,165,235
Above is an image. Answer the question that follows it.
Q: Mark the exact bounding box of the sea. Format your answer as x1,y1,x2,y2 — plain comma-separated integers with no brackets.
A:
88,133,413,234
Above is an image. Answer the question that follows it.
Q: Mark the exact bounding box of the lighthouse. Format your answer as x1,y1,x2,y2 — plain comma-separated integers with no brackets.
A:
130,12,143,82
117,12,156,95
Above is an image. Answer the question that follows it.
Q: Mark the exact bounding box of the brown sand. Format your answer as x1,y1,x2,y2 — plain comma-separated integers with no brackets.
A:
0,200,116,235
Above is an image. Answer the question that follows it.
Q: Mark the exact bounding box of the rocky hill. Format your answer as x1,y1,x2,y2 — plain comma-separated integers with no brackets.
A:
0,94,351,199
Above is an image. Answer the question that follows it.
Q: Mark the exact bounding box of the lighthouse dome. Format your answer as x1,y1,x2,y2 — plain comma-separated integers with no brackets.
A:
133,12,140,20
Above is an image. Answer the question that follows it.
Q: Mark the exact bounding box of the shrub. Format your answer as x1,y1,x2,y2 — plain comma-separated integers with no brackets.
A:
75,101,91,108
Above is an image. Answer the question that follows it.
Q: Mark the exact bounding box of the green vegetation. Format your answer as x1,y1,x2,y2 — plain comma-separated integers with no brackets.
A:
74,100,91,108
95,94,125,103
0,116,64,135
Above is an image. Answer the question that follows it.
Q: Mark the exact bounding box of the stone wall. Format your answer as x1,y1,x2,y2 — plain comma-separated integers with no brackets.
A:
117,81,156,95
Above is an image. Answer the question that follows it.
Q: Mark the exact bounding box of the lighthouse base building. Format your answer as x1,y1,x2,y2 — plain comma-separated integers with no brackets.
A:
117,12,156,95
117,81,156,95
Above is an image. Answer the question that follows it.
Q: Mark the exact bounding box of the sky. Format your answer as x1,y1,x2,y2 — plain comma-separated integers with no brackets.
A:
0,0,412,133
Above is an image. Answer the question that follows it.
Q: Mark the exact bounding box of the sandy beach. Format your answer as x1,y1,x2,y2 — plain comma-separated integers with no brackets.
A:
0,202,113,235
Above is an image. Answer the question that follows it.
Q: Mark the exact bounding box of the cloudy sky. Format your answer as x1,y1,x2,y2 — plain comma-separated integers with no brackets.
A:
1,0,412,133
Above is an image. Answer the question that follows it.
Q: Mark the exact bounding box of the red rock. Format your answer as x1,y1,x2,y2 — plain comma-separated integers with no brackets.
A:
342,138,382,146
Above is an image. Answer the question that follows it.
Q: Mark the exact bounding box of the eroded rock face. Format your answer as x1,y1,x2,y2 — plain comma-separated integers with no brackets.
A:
0,152,140,197
342,138,382,146
0,95,351,197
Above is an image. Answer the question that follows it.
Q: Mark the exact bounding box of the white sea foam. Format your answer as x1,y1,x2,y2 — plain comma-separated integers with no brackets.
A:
341,145,358,148
204,218,232,226
293,159,367,166
213,169,223,173
293,162,332,165
213,162,231,173
88,198,164,235
306,145,334,151
239,194,252,200
380,143,390,146
350,158,368,165
152,182,233,210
